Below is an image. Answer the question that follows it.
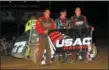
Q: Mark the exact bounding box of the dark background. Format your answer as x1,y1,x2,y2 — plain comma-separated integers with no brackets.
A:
0,1,108,42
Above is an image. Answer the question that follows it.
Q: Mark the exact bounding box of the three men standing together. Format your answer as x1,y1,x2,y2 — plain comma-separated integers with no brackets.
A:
35,7,94,66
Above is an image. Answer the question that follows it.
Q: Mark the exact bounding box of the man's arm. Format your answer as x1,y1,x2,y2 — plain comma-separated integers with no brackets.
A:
36,18,45,34
67,19,71,29
83,16,90,27
84,16,94,31
50,19,56,29
54,19,59,29
69,16,75,28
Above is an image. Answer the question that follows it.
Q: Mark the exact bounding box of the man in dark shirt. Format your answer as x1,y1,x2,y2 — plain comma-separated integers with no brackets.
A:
70,7,94,63
70,7,94,36
55,9,70,64
55,9,70,29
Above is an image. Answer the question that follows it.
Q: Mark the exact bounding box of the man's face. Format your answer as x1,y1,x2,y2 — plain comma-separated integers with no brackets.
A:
44,10,51,18
75,8,81,16
60,11,67,18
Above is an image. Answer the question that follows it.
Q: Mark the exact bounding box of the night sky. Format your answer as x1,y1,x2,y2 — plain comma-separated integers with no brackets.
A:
0,1,108,40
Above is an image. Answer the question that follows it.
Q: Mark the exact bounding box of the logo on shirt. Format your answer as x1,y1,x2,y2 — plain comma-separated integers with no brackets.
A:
75,21,84,26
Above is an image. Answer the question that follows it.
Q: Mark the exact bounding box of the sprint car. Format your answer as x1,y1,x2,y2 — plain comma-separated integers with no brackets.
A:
11,23,97,64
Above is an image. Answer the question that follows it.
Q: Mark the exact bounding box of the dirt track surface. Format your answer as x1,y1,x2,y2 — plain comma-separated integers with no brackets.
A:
1,47,108,69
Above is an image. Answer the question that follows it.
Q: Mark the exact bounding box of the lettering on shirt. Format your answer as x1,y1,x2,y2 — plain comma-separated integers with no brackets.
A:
75,21,84,26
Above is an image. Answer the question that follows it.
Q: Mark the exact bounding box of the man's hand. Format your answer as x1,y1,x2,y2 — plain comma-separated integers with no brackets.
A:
44,30,49,34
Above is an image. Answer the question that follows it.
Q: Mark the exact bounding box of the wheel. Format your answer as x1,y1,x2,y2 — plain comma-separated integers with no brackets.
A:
89,44,97,60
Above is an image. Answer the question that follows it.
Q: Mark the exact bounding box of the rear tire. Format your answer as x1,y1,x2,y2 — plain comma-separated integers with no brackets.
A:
89,44,97,59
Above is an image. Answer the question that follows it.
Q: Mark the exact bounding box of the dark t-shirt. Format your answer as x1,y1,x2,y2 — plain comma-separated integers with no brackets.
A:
70,15,90,28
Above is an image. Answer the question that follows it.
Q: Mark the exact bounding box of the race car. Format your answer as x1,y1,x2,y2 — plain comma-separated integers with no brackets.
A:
11,21,97,64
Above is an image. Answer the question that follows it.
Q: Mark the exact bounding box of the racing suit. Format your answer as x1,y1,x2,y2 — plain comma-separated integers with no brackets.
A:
36,16,55,65
55,18,70,29
70,15,91,37
55,18,70,63
70,15,93,61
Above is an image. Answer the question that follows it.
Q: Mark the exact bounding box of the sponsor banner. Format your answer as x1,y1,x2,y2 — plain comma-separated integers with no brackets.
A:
49,29,92,52
56,37,91,47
